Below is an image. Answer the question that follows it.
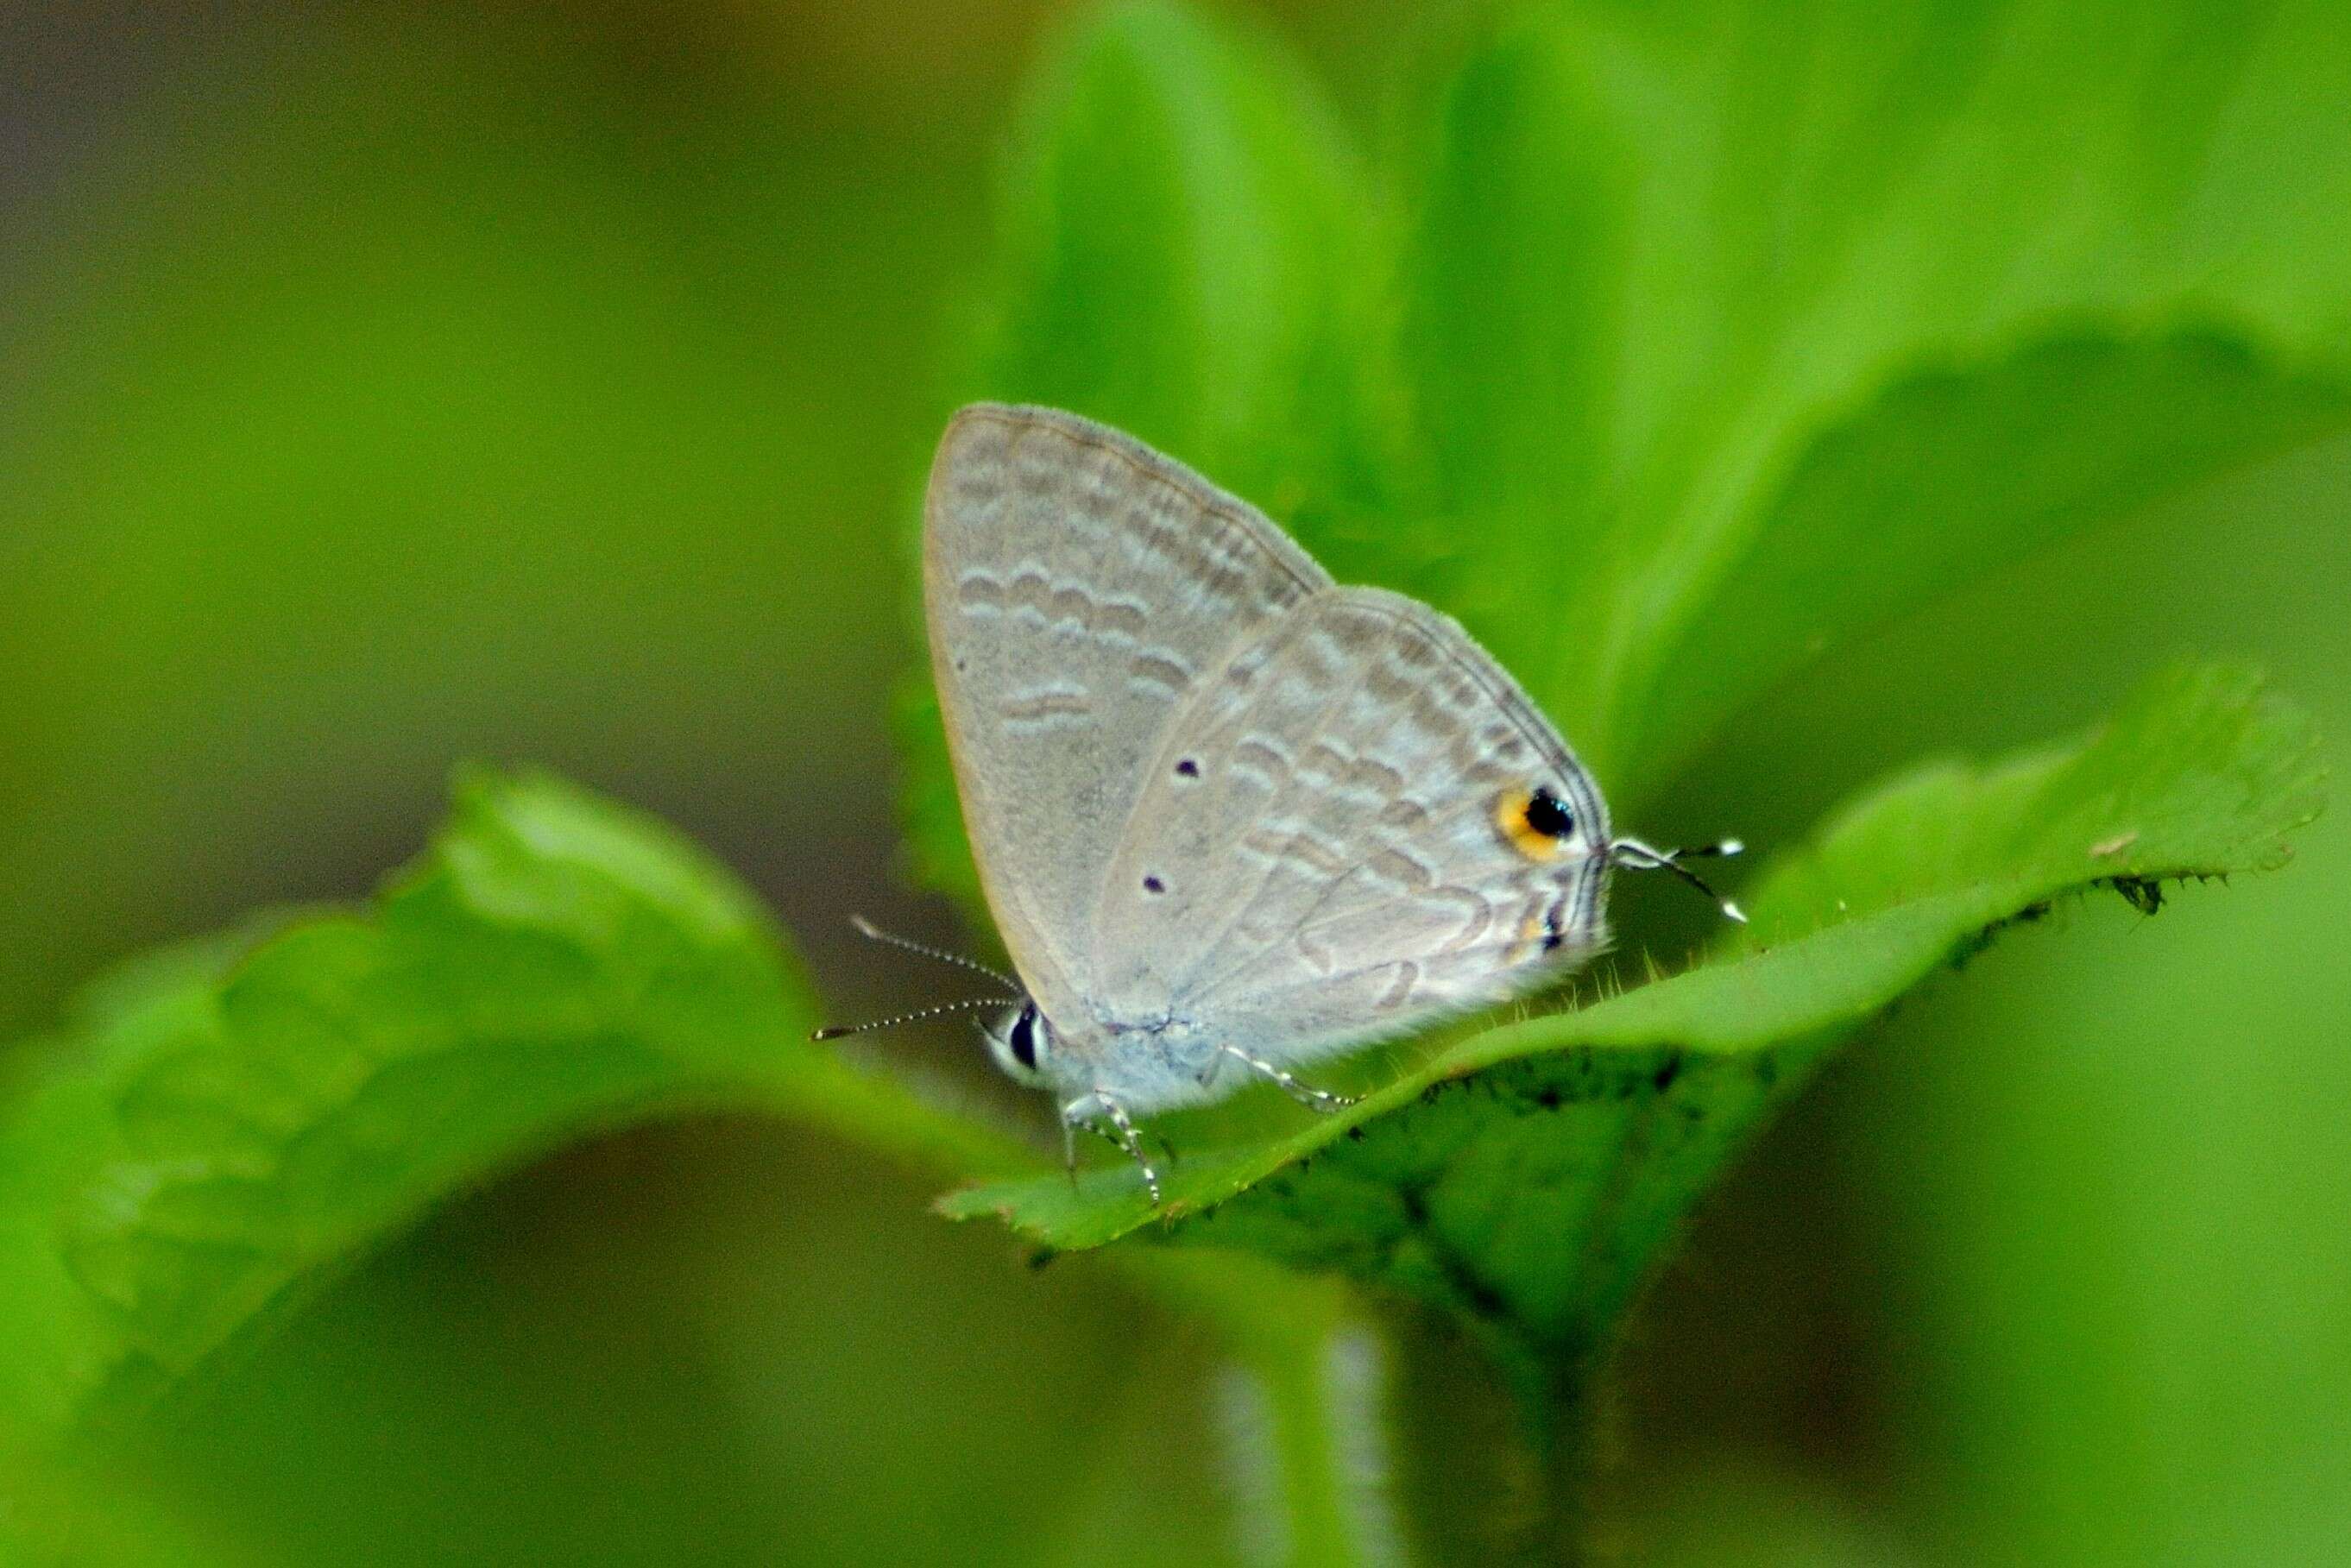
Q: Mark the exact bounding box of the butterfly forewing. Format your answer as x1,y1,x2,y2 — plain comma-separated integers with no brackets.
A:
1088,586,1613,1062
923,405,1333,1020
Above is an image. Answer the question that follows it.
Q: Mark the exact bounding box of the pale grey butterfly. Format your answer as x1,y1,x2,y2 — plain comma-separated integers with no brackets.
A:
823,405,1742,1205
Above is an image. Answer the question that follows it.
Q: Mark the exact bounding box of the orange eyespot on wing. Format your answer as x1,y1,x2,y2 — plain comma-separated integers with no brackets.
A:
1495,786,1573,863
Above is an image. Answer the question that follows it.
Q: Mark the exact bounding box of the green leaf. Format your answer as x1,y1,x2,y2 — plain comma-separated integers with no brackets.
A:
1380,2,2351,797
901,0,1377,914
0,1447,242,1567
908,0,2351,922
904,0,2345,1393
0,771,1394,1565
974,0,1368,490
0,771,1012,1449
941,666,2324,1362
1629,332,2349,799
1384,18,1626,687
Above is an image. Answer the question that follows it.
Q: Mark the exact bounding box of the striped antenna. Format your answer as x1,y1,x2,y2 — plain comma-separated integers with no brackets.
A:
811,996,1008,1042
848,916,1019,997
1611,835,1748,924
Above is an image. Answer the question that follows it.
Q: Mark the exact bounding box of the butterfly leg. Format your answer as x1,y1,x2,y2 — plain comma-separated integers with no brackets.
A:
1215,1044,1358,1112
1091,1093,1162,1206
1059,1094,1163,1207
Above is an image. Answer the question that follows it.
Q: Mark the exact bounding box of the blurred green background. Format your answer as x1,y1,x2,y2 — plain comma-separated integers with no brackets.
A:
3,3,2347,1564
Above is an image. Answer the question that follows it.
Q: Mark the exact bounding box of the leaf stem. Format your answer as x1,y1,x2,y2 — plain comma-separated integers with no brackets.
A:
1131,1254,1406,1567
1383,1317,1612,1565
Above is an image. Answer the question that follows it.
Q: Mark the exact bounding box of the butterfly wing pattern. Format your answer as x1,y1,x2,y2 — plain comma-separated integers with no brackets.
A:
924,405,1331,1028
925,405,1625,1192
1089,586,1612,1072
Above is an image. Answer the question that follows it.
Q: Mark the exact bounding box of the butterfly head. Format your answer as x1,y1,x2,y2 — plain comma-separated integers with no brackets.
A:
982,999,1058,1088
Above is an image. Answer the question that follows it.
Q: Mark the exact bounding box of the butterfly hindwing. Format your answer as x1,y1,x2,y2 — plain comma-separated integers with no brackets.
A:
1087,586,1614,1062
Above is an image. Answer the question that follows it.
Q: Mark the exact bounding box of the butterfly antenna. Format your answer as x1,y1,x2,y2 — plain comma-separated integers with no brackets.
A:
811,996,1008,1042
848,916,1018,997
1612,836,1748,924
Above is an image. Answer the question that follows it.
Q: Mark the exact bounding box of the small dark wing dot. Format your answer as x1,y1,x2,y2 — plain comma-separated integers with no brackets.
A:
1143,874,1165,894
1176,759,1200,778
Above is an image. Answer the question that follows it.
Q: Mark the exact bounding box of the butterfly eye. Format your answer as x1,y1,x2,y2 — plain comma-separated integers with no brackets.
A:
1008,1004,1041,1070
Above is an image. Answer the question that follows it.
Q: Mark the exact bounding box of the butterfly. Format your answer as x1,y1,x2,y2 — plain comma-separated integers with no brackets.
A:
832,405,1738,1205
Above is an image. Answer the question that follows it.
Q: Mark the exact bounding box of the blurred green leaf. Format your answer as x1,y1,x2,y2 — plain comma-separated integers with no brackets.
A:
0,772,1398,1567
0,1447,242,1567
0,771,1011,1452
942,666,2323,1363
975,0,1369,488
0,10,957,1041
1384,17,1625,682
1379,3,2351,796
1637,332,2349,799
